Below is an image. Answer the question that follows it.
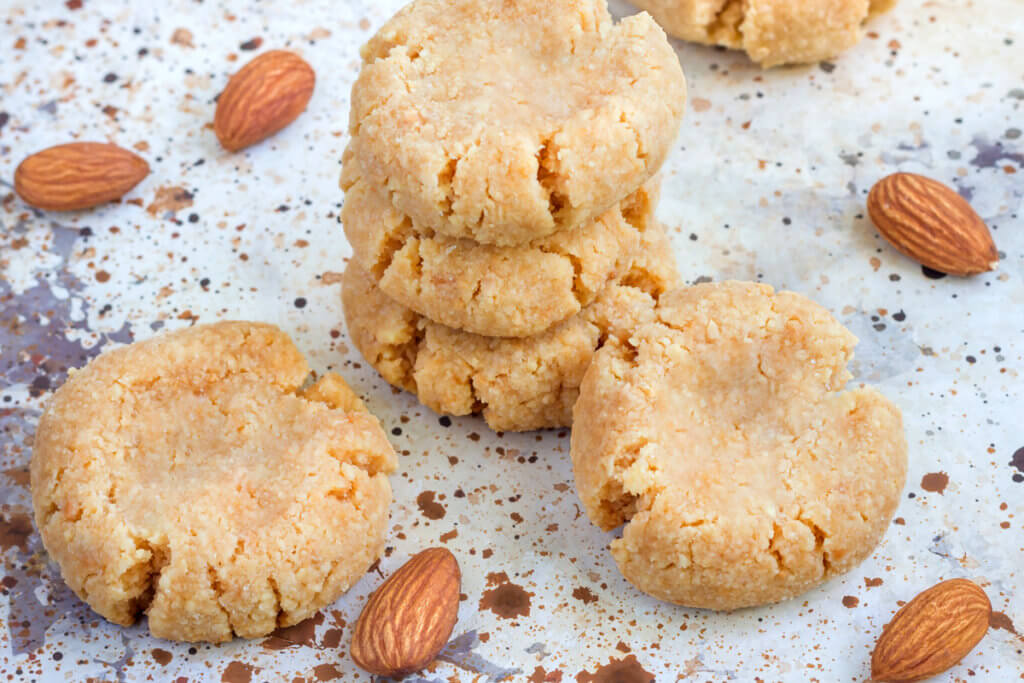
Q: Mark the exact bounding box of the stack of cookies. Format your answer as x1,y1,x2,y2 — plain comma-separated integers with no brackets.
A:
341,0,687,431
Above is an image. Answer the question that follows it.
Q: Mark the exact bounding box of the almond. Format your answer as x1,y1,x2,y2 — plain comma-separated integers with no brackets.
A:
214,50,315,152
871,578,991,682
350,547,460,677
14,142,149,211
867,172,998,276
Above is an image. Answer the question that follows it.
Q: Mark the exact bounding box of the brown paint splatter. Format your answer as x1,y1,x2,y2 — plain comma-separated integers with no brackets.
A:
0,510,33,553
440,529,458,543
222,661,255,683
312,663,342,681
1011,447,1024,473
480,572,533,620
147,185,194,217
261,612,324,650
95,270,110,283
865,577,883,588
321,627,343,649
921,472,949,494
575,655,655,683
530,667,564,682
152,648,172,665
572,586,598,605
842,595,859,608
3,467,29,487
417,490,446,520
990,610,1018,635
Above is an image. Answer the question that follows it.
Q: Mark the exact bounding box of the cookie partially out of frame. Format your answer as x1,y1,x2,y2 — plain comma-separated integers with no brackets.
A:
31,322,397,642
631,0,897,67
343,155,659,338
342,224,681,432
571,282,907,609
348,0,686,246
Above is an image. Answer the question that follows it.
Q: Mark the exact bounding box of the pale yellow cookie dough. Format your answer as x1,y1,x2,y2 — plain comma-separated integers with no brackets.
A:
342,225,681,432
343,154,659,338
31,322,398,642
571,282,907,609
348,0,686,246
631,0,896,67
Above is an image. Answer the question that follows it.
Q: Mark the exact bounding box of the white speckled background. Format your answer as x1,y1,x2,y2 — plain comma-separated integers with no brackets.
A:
1,0,1022,681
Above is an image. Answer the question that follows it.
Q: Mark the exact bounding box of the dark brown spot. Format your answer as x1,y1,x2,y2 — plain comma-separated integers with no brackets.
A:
842,595,859,608
575,655,655,683
416,490,445,520
1011,447,1024,473
0,511,33,553
95,270,110,283
312,663,342,681
221,661,255,683
864,577,883,588
261,612,324,650
480,573,533,620
530,667,564,682
321,627,343,649
240,37,263,51
572,586,598,605
990,610,1018,635
921,472,949,494
152,648,172,665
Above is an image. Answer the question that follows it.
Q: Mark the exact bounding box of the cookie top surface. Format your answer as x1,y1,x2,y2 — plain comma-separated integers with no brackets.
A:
31,322,398,641
348,0,686,246
571,282,907,609
342,223,681,432
343,155,659,337
632,0,894,66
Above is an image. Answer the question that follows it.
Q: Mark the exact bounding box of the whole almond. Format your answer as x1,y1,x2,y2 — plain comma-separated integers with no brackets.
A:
867,172,998,276
350,547,460,677
871,578,991,682
14,142,149,211
214,50,314,152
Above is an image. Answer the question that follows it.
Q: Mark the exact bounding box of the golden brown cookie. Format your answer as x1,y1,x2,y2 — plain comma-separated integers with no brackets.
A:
348,0,686,246
571,282,907,609
343,156,659,337
30,322,398,642
631,0,896,67
342,225,681,432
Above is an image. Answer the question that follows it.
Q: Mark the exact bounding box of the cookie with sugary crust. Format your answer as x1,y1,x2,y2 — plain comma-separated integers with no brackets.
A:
343,156,659,338
571,282,906,609
342,225,681,432
631,0,896,67
30,322,398,642
348,0,686,246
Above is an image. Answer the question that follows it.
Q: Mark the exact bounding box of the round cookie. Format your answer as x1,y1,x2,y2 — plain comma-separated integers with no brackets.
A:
571,282,907,609
631,0,897,67
31,322,398,642
343,156,659,338
342,225,681,432
348,0,686,246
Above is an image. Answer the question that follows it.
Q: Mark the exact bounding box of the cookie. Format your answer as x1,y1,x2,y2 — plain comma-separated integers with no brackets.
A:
342,225,681,432
31,322,398,642
631,0,897,67
348,0,686,246
571,282,907,609
343,156,659,337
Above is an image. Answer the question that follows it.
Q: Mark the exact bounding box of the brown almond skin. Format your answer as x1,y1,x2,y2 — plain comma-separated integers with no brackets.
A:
14,142,149,211
871,578,991,682
350,547,461,677
214,50,315,152
867,172,998,276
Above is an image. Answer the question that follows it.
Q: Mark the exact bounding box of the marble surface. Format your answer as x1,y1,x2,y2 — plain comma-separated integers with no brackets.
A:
1,0,1022,680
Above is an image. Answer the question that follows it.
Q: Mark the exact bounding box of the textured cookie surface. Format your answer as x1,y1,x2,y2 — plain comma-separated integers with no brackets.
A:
31,322,398,642
343,155,659,337
632,0,896,66
348,0,686,246
342,225,681,432
571,282,907,609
